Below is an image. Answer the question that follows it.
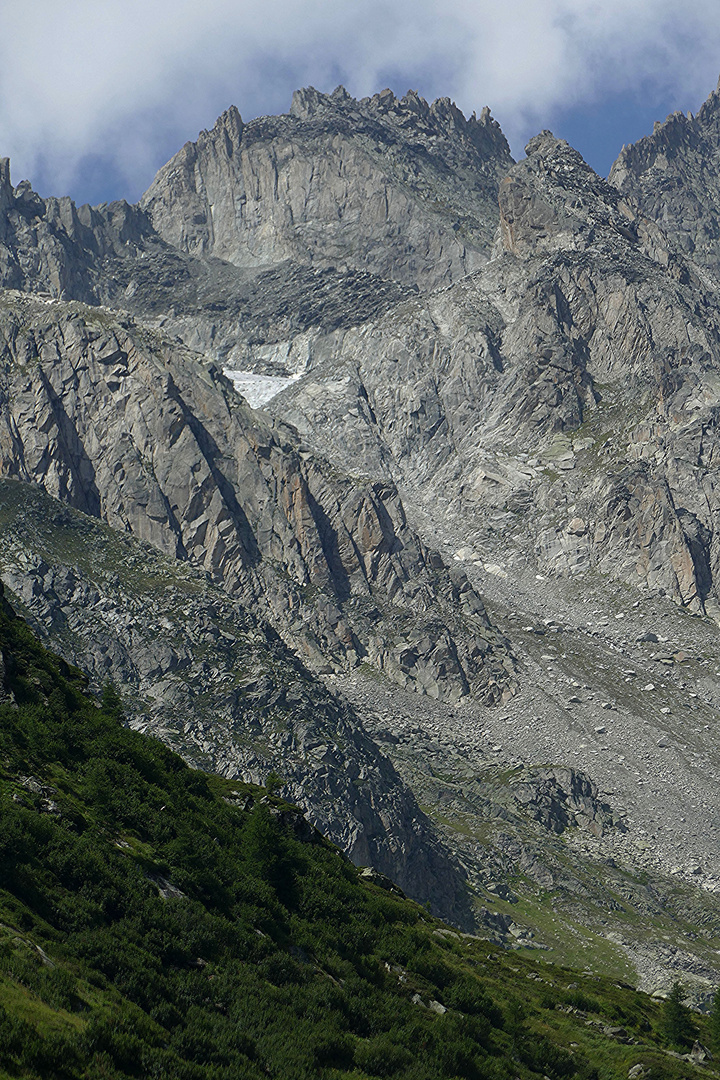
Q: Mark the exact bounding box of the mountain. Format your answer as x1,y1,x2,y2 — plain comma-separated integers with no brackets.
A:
609,80,720,276
0,85,513,372
3,81,720,999
140,86,512,289
0,475,474,928
0,583,715,1080
267,128,720,614
0,289,513,705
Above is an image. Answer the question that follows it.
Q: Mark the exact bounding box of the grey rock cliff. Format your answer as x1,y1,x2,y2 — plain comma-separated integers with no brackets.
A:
0,156,154,301
0,291,513,703
264,129,720,617
140,86,513,291
609,81,720,276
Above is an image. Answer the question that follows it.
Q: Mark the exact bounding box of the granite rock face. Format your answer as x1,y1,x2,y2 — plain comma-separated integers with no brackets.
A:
265,126,720,618
140,86,513,291
0,291,513,703
0,476,475,928
0,156,154,301
609,81,720,276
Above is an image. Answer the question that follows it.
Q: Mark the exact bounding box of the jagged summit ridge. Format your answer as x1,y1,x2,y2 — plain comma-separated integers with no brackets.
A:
139,83,513,290
0,84,513,361
609,80,720,275
495,128,681,268
288,83,506,146
0,154,155,301
498,129,638,257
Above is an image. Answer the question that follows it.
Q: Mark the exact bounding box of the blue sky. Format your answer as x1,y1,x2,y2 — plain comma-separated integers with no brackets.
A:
1,1,719,206
552,88,701,179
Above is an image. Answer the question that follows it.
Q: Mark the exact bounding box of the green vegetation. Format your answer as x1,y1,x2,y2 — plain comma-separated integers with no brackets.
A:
709,988,720,1056
659,983,697,1050
0,581,716,1078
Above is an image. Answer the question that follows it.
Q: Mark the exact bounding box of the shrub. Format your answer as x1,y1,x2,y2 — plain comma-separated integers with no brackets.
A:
658,981,696,1049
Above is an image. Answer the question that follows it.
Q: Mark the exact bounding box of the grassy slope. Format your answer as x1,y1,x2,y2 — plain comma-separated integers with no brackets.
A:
0,582,716,1080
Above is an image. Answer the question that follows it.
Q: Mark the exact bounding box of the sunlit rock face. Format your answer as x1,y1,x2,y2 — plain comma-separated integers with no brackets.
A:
140,87,513,290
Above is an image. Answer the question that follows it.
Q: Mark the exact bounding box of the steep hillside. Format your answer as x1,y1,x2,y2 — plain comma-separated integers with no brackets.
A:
6,477,720,996
0,291,513,706
0,475,473,927
0,584,716,1080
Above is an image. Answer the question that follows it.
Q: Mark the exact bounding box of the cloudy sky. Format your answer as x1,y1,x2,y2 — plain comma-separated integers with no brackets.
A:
2,0,720,206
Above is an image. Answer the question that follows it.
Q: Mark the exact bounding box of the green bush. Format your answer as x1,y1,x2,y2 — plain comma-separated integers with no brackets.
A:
355,1034,414,1076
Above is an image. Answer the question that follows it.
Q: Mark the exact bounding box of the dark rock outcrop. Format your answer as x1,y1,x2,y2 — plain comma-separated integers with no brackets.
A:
511,766,626,836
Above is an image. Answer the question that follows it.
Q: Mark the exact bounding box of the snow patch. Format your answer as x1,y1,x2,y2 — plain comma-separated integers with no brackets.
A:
224,369,302,408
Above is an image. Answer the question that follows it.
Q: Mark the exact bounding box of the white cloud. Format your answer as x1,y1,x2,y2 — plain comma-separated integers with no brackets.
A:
1,0,720,202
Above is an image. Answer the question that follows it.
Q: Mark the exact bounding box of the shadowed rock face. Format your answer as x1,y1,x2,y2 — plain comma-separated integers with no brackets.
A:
140,86,513,291
0,476,477,929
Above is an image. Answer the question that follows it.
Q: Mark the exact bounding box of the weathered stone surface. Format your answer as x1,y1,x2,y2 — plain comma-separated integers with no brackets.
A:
0,292,512,703
609,83,720,276
141,87,513,291
262,128,720,618
0,476,476,928
511,766,626,837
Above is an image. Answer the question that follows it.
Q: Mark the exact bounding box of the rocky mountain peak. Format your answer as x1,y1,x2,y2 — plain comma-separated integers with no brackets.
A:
610,109,703,189
288,83,509,161
289,84,350,118
140,83,512,289
498,129,639,258
0,159,12,236
197,104,245,156
609,80,720,274
0,158,157,302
